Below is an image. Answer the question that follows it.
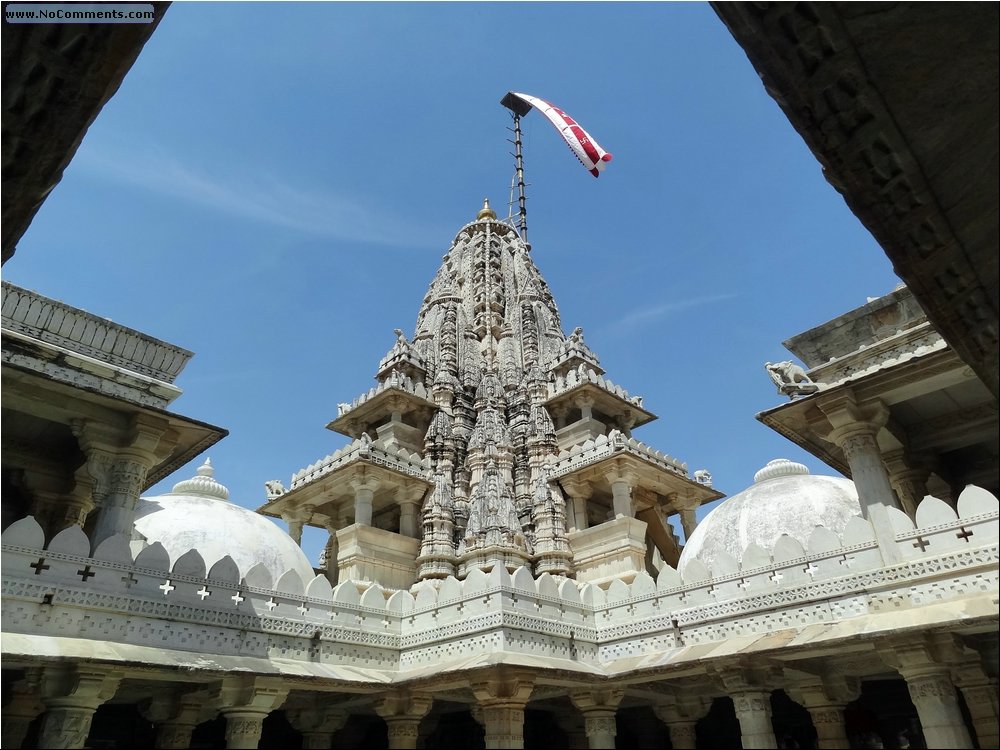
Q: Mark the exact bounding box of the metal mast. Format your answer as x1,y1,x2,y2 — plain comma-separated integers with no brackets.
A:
501,92,533,245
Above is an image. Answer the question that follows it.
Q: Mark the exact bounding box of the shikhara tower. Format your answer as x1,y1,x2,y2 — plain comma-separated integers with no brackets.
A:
261,200,721,588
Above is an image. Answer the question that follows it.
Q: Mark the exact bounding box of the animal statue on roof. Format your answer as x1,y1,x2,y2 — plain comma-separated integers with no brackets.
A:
765,360,820,398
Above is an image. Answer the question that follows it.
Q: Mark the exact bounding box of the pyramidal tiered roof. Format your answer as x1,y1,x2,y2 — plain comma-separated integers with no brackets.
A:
266,200,719,584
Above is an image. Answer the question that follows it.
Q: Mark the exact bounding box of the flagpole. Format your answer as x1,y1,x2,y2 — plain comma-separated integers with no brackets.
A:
501,91,534,247
512,112,528,244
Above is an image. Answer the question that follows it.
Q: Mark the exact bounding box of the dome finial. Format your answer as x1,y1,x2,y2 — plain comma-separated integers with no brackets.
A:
197,457,214,478
477,198,496,221
172,458,230,501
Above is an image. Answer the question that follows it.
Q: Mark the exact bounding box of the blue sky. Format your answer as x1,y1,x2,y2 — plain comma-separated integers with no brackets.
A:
6,2,901,564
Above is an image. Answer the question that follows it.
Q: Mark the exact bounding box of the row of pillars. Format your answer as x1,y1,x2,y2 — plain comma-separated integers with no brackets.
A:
5,655,995,750
282,476,426,547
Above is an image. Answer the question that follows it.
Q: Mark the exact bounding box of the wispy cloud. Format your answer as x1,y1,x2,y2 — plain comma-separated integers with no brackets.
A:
73,145,440,248
603,293,739,333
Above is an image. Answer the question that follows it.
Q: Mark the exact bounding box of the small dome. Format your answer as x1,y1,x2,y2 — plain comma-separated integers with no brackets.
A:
678,459,861,576
134,459,315,584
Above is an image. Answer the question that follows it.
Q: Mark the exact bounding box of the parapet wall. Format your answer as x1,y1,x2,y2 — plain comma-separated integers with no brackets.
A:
2,487,997,681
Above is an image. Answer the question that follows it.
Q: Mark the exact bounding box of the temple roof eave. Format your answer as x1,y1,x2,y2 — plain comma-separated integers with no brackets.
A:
552,445,724,507
545,382,657,428
326,385,438,436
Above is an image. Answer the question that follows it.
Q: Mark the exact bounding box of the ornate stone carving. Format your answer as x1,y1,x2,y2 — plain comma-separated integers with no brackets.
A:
765,360,819,397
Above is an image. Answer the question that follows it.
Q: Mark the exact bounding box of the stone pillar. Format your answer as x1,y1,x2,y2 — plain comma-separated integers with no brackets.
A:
562,479,590,533
576,394,595,422
902,669,973,749
670,493,701,543
374,692,433,749
213,676,288,750
322,523,339,586
141,689,212,750
399,484,425,539
37,666,122,750
786,679,857,750
652,697,707,750
350,476,379,526
554,714,588,750
25,468,92,539
956,680,999,749
883,449,930,518
75,415,174,547
471,673,535,749
2,671,44,750
604,471,634,519
570,689,623,749
731,692,777,750
285,515,305,545
818,392,902,564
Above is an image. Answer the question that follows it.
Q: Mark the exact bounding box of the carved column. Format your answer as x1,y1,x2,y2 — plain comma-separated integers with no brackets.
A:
562,479,590,533
2,670,44,750
322,522,339,586
731,691,777,750
350,475,379,526
652,697,707,750
141,689,213,750
670,492,701,543
553,714,588,749
374,692,433,749
37,666,122,750
284,514,305,546
286,705,348,749
471,673,535,749
887,642,974,749
786,678,857,750
399,484,425,539
883,449,930,518
570,689,623,749
23,466,93,539
213,676,288,750
955,680,999,749
604,470,635,519
818,391,902,564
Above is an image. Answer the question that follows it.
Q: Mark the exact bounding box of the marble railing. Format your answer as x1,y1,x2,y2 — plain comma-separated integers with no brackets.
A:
547,365,645,408
290,436,431,489
550,430,688,478
1,281,192,383
2,488,996,678
335,370,433,419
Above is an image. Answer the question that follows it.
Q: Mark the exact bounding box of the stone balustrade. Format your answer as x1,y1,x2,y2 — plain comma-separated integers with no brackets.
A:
548,365,644,407
3,487,996,681
289,437,431,489
551,431,688,478
334,370,433,419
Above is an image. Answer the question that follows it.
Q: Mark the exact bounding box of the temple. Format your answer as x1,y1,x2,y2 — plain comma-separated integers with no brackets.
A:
2,200,997,750
256,199,720,593
2,3,998,748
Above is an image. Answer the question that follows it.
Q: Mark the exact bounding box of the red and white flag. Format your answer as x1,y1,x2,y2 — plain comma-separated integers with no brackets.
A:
506,92,613,178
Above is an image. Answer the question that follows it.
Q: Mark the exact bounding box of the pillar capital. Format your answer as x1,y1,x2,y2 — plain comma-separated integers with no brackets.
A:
286,702,348,749
470,672,535,707
2,669,45,750
374,691,433,750
38,666,122,750
471,672,535,750
817,390,888,436
211,675,288,715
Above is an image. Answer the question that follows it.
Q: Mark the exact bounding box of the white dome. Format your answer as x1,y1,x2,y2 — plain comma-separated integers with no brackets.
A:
134,459,315,584
677,459,861,575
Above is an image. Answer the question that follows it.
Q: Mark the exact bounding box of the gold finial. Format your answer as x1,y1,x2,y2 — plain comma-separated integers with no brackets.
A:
476,198,496,221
